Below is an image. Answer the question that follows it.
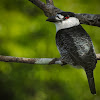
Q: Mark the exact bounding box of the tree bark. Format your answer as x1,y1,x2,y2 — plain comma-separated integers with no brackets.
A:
0,55,100,64
0,55,62,64
28,0,100,27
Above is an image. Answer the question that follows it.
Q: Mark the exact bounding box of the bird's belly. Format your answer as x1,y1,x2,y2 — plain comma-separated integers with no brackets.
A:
56,37,92,66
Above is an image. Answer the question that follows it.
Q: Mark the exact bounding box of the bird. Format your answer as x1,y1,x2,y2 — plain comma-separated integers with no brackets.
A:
46,12,97,94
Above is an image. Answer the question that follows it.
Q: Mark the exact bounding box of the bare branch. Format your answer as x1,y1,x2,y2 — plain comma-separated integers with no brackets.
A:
28,0,46,11
0,55,100,64
28,0,100,27
76,13,100,27
46,0,54,5
29,0,62,17
0,55,62,65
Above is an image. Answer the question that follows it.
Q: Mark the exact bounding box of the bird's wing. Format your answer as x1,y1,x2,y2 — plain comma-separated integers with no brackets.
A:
56,27,96,67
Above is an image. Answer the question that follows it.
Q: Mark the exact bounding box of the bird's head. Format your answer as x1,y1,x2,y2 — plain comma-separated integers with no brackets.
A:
46,12,80,31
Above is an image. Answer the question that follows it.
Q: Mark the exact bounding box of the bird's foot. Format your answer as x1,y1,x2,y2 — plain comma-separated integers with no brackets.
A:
49,58,60,65
61,60,67,66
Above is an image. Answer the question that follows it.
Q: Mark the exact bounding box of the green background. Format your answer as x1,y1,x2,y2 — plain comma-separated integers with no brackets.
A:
0,0,100,100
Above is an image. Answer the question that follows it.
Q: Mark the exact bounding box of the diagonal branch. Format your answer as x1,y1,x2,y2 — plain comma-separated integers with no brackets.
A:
0,54,100,64
28,0,100,27
28,0,46,10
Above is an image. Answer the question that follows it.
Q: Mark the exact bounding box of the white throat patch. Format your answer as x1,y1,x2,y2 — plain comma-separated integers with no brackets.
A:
54,17,80,32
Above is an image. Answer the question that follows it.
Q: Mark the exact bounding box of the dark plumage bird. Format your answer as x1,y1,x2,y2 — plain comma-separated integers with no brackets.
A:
46,12,97,94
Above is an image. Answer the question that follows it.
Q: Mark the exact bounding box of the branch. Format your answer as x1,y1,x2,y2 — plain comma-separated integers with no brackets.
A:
29,0,62,16
28,0,100,27
0,55,62,64
96,54,100,60
46,0,54,5
76,13,100,27
28,0,46,11
0,54,100,64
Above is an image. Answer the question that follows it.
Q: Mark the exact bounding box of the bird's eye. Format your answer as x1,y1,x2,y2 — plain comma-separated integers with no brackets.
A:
65,16,69,19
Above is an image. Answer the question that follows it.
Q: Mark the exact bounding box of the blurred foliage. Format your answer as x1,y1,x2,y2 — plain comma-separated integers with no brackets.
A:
0,0,100,100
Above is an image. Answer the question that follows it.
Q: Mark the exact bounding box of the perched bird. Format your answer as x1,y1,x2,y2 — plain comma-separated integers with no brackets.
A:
46,12,97,94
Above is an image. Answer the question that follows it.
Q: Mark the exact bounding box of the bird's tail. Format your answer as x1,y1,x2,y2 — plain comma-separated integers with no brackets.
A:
85,70,96,95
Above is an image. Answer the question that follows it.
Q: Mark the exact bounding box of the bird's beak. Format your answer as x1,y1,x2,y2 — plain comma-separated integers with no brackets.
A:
46,16,57,22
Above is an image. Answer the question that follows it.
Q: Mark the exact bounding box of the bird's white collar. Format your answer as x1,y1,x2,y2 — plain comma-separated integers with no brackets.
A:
55,17,80,32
